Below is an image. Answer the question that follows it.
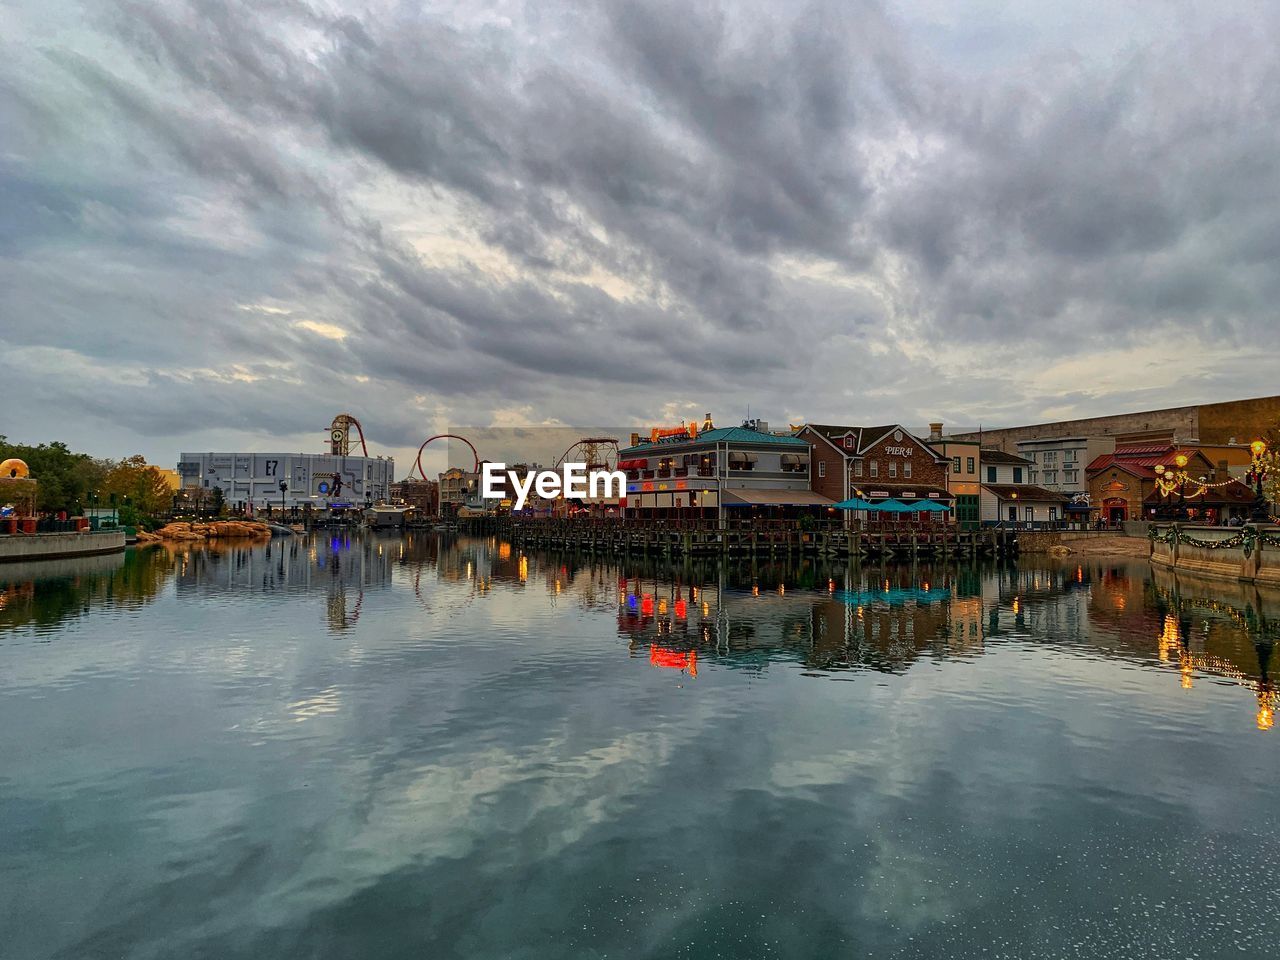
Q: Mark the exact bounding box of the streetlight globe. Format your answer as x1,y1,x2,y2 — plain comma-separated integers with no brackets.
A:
1250,439,1267,458
1174,453,1189,469
1155,464,1165,475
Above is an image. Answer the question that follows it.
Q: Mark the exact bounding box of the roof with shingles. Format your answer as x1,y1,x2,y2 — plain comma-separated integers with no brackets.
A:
801,423,945,459
981,484,1071,501
1086,446,1214,477
979,449,1034,465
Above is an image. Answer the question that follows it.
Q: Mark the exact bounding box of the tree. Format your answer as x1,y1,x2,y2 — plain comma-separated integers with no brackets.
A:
100,455,174,519
0,436,106,513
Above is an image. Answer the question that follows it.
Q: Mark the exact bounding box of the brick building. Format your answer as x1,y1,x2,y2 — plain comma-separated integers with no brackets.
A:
798,423,952,516
1086,445,1256,525
390,478,439,517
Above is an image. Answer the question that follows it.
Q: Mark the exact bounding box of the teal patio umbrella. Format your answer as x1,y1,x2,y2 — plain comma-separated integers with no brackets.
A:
834,497,879,510
874,499,917,512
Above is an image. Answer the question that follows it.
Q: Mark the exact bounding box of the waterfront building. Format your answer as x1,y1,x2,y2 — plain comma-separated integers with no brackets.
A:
978,449,1069,526
177,452,394,513
390,478,439,517
1016,436,1114,497
927,424,982,529
1085,444,1256,525
618,420,831,520
798,423,953,518
949,394,1280,453
438,467,479,516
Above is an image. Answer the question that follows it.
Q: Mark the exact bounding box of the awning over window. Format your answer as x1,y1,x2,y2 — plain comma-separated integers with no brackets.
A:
618,459,646,470
727,452,759,466
722,488,836,507
779,453,810,467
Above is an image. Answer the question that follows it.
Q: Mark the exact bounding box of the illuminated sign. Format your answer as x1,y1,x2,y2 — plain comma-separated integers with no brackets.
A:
650,423,698,442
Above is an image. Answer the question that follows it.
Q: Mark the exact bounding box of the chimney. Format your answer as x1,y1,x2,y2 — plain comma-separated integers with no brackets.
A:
928,422,944,442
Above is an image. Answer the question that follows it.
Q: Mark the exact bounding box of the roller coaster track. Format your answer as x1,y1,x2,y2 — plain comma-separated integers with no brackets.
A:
415,434,481,480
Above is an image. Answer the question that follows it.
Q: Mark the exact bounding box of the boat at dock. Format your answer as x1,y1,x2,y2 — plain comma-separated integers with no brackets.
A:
365,503,413,529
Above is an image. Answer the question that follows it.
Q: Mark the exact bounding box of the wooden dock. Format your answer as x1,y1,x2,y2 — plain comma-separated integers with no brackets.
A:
461,518,1014,559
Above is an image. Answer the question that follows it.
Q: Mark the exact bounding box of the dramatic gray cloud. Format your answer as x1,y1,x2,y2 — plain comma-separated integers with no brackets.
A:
2,0,1278,472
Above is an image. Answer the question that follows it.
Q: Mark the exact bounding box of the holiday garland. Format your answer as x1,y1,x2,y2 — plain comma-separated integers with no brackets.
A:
1147,525,1280,551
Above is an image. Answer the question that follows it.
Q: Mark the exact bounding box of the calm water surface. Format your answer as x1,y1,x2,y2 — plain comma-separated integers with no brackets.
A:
2,533,1278,959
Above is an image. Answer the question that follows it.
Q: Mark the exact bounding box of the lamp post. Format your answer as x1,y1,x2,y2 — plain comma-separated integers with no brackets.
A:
1174,453,1189,518
279,479,288,519
1247,439,1269,522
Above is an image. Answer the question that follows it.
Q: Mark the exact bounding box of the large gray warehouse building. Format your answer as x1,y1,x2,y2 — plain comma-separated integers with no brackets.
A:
177,452,395,510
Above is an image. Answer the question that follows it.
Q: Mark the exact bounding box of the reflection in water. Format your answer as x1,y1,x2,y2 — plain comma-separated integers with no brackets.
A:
603,552,1279,727
0,550,157,633
5,536,1278,727
1149,566,1279,730
3,534,1280,959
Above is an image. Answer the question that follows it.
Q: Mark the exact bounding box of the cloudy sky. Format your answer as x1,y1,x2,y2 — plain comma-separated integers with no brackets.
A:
3,0,1278,475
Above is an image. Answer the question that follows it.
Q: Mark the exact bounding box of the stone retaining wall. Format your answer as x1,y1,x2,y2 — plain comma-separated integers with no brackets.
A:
1149,524,1280,586
0,530,126,563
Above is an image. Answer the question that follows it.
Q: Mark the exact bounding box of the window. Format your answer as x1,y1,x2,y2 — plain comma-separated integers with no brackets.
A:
1049,507,1058,521
1064,469,1079,484
1064,449,1078,464
854,460,863,477
1043,451,1057,466
1029,471,1038,483
952,456,961,473
844,436,854,449
904,462,912,479
1044,470,1058,485
889,462,898,478
818,461,826,478
870,461,879,478
987,466,997,483
967,457,975,474
1025,506,1034,523
1013,467,1023,483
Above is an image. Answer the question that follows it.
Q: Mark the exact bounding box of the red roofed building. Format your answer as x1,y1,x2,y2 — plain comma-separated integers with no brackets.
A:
1086,445,1255,525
